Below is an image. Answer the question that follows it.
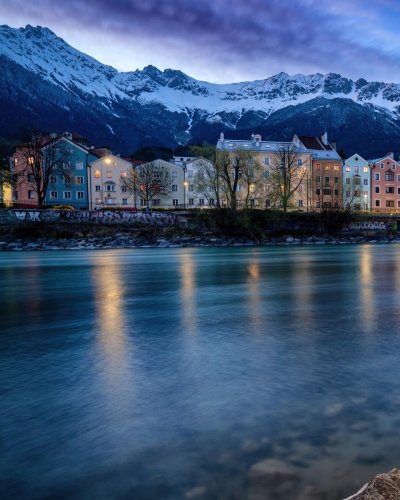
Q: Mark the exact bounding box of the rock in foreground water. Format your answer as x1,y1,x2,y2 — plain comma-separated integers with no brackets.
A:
345,468,400,499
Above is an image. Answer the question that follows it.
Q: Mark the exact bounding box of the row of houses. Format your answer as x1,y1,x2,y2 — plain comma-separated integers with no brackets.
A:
3,130,400,212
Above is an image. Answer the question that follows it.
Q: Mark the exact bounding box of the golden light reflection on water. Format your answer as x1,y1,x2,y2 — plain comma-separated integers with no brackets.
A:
360,246,375,333
92,252,131,384
292,254,314,330
246,256,263,334
179,250,198,336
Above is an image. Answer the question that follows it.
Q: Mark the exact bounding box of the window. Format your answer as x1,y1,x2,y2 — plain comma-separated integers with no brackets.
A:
106,171,112,178
77,191,84,200
121,172,127,178
50,175,57,184
324,165,330,171
172,199,179,206
375,173,380,181
76,176,84,184
316,163,321,170
354,177,361,185
297,159,302,166
345,178,350,184
298,200,303,207
334,177,339,184
392,164,396,170
316,189,321,195
324,176,330,184
323,188,331,195
334,165,339,171
95,185,101,192
264,157,270,165
106,184,115,192
334,189,339,196
375,200,380,207
198,199,205,206
14,157,18,166
28,190,35,199
363,179,368,185
375,187,380,193
121,185,127,193
188,198,194,206
64,175,72,184
354,190,360,197
265,200,271,208
386,173,394,181
398,187,400,195
172,184,178,192
140,198,145,206
346,190,350,197
264,171,270,178
386,187,394,194
122,198,128,206
171,171,178,178
76,162,84,170
64,191,71,199
316,175,321,183
95,170,100,178
345,166,351,172
386,200,394,208
209,199,215,206
50,191,58,199
380,163,384,168
354,166,359,174
27,173,34,182
363,191,368,197
363,167,369,173
28,155,34,165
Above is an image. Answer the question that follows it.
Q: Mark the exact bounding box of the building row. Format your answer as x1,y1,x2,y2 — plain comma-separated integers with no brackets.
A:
4,130,400,213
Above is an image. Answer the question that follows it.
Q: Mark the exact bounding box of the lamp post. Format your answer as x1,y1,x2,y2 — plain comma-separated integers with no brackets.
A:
183,162,187,209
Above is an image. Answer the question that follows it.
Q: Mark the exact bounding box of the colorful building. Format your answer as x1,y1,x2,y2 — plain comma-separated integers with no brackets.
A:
343,154,371,211
370,154,400,212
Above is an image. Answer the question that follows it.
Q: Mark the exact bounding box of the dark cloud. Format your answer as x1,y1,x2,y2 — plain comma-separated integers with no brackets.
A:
1,0,400,82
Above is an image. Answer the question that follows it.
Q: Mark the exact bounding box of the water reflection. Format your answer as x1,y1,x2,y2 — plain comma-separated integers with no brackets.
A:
292,252,315,331
359,246,375,334
91,252,131,386
246,255,263,335
179,250,198,337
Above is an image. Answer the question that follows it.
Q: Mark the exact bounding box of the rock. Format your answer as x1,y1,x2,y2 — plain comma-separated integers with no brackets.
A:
344,468,400,499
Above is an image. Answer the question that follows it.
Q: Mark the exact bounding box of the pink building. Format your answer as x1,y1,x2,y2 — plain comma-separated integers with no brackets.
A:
370,155,400,212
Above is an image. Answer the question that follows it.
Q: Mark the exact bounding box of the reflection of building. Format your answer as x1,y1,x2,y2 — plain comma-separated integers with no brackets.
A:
370,154,400,213
343,154,370,211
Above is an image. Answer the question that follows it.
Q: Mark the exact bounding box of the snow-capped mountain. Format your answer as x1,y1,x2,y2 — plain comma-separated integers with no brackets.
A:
1,24,400,157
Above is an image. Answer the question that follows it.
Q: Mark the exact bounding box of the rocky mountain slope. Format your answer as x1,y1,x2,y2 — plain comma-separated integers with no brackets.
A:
1,24,400,157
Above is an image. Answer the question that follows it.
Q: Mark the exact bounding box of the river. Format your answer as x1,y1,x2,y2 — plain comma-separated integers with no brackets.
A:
1,245,400,499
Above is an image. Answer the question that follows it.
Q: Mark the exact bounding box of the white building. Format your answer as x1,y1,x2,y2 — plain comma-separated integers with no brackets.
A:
343,154,371,211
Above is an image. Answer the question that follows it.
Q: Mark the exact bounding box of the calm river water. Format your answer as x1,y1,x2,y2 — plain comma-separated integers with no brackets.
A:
1,246,400,499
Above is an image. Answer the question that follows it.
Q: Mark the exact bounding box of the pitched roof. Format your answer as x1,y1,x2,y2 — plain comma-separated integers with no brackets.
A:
297,135,334,151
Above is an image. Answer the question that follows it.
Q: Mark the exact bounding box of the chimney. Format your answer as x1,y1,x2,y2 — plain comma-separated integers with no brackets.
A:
388,152,394,159
321,131,328,146
254,134,262,146
50,132,57,139
219,132,225,142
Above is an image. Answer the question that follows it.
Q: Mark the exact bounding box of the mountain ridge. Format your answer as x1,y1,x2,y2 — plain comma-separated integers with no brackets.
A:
0,24,400,157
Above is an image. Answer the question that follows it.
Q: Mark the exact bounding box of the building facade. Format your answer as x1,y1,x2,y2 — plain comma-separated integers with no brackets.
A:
370,155,400,212
343,154,370,211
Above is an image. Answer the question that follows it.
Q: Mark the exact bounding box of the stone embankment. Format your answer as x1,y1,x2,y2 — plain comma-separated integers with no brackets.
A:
344,468,400,499
0,234,400,251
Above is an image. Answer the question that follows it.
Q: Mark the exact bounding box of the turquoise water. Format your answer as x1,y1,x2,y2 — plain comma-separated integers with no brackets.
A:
1,246,400,499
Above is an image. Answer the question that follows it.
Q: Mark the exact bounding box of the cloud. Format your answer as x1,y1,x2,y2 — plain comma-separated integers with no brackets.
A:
1,0,400,82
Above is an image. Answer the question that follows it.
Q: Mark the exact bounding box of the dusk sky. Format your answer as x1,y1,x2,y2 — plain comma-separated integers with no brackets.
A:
1,0,400,83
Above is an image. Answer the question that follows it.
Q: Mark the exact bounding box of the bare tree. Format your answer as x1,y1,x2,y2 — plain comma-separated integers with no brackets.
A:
120,161,172,207
266,144,309,212
216,149,258,211
15,132,72,207
193,157,222,208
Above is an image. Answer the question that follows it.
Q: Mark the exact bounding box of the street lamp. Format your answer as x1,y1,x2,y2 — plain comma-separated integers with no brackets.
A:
183,162,187,209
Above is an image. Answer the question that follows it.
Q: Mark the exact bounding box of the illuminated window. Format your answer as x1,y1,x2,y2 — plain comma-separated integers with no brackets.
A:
106,171,112,178
345,166,350,172
324,165,330,171
28,156,34,165
76,176,84,184
334,165,339,171
95,170,100,178
363,167,369,173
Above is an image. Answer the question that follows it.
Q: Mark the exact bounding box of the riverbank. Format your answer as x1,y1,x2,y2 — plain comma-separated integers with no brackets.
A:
1,232,399,250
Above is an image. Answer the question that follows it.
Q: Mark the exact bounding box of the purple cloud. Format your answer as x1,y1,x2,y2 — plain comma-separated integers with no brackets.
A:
1,0,400,82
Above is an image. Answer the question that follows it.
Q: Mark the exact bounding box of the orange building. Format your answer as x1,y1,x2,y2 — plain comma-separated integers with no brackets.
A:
370,155,400,212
